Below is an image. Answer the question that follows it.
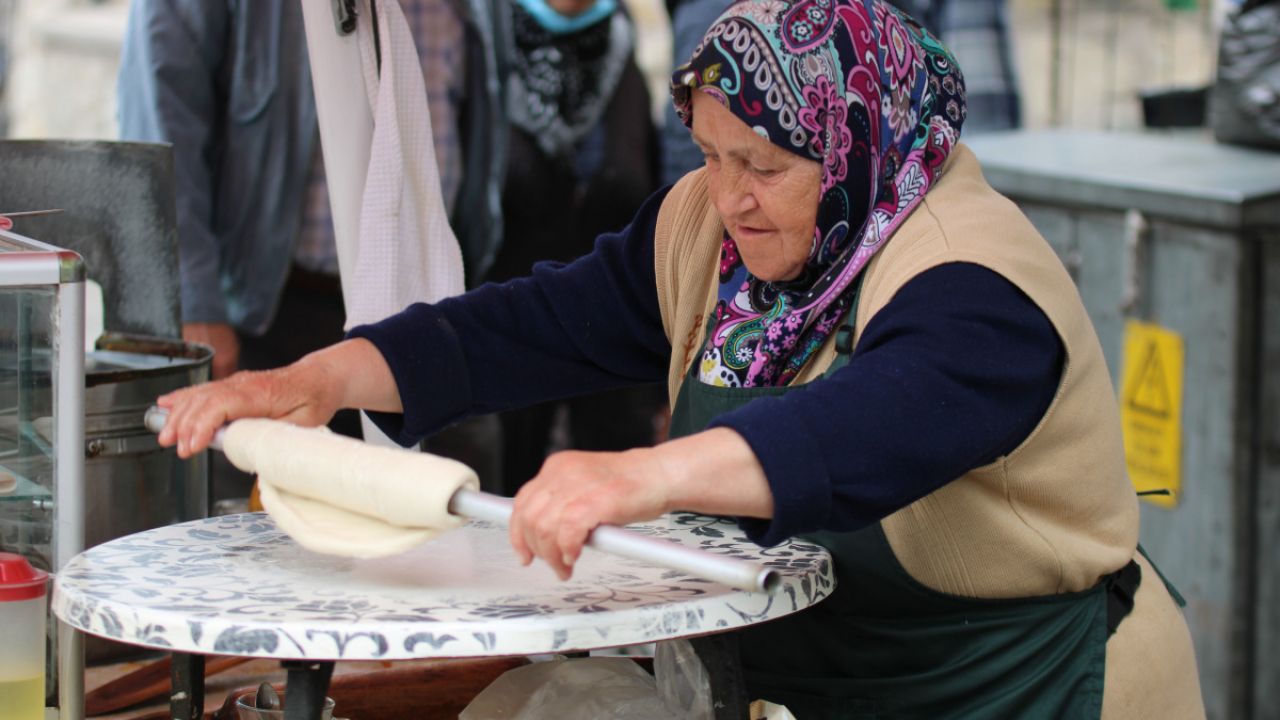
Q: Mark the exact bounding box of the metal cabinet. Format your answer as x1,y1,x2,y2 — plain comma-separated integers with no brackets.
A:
968,130,1280,720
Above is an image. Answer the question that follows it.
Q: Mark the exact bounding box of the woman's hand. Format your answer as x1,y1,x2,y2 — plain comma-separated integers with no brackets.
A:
508,427,775,580
509,448,673,580
156,338,401,458
156,362,339,459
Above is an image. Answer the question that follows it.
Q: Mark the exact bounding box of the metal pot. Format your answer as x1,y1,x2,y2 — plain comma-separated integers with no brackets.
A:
80,333,212,663
83,333,211,549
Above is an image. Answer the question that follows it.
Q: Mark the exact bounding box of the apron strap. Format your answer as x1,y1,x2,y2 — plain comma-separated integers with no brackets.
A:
835,323,854,355
1104,559,1141,636
1137,543,1187,608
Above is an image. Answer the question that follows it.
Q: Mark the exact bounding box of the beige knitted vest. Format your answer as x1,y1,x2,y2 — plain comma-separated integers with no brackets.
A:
654,144,1204,717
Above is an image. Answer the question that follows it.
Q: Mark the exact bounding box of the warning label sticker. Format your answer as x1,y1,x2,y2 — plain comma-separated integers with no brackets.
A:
1119,320,1184,509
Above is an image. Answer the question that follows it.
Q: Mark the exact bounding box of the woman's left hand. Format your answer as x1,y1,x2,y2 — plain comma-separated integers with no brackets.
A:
508,447,673,580
507,427,776,580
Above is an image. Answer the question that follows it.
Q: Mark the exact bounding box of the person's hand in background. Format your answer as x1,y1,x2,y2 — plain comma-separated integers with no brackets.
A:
183,322,240,380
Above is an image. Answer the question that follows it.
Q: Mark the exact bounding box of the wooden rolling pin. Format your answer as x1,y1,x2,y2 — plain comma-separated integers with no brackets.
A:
145,407,780,594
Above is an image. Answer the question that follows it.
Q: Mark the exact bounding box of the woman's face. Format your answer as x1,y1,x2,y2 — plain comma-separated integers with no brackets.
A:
690,92,822,282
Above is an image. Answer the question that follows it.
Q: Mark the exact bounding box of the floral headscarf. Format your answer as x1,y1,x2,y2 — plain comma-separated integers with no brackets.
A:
671,0,966,388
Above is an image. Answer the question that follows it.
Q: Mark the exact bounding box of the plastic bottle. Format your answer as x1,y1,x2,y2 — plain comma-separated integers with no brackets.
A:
0,553,48,720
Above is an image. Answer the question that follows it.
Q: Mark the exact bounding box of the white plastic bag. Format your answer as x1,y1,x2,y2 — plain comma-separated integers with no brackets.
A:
460,641,715,720
460,656,673,720
655,639,714,719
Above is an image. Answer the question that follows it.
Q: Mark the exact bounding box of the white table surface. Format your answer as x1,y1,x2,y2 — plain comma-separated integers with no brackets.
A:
53,512,834,660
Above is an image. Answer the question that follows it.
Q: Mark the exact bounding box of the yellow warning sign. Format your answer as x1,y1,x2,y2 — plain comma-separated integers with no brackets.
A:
1119,320,1184,508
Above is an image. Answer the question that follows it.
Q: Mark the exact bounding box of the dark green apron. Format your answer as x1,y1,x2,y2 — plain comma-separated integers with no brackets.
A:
669,296,1146,719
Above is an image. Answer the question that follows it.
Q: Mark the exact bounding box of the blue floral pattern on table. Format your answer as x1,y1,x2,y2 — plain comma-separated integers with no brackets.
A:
53,513,833,660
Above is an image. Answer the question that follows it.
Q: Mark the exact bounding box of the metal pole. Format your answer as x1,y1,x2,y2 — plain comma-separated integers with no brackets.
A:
1049,0,1063,126
170,653,205,720
1103,1,1119,130
282,661,335,720
55,273,85,720
449,489,780,594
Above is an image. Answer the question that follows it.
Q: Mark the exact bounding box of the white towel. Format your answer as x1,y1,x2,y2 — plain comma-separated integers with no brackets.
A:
302,0,467,446
346,0,466,329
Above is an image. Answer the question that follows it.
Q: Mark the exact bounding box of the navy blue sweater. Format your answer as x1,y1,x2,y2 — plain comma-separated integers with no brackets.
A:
350,187,1064,546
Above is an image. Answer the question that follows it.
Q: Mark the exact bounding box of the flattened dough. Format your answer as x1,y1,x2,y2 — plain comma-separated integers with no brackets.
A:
222,419,478,558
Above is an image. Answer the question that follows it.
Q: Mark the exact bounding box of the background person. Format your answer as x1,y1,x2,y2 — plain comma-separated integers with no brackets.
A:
118,0,508,494
484,0,666,495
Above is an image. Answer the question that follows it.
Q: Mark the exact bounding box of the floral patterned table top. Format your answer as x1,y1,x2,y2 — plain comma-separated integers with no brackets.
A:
52,512,834,660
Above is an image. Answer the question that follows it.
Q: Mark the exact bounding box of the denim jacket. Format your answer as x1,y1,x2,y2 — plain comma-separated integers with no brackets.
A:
118,0,508,334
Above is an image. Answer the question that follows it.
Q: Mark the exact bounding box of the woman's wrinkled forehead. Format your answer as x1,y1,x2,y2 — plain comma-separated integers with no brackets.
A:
689,91,791,157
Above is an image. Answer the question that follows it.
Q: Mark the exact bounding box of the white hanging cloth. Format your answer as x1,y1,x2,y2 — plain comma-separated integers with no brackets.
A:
348,0,467,327
301,0,466,445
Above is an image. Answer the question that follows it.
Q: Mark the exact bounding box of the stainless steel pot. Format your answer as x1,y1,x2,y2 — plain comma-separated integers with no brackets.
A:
80,333,211,664
83,333,211,550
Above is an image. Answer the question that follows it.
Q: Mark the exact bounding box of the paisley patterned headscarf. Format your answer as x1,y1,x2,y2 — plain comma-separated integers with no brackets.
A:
671,0,966,388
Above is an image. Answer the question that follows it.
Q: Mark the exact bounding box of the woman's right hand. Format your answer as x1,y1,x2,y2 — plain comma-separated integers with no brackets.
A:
156,337,402,458
156,355,342,459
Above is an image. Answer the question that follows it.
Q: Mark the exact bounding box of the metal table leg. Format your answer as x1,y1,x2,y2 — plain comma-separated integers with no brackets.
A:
282,660,336,720
688,634,749,720
170,652,205,720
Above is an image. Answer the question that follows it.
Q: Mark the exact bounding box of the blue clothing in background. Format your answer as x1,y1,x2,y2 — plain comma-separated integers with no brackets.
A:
934,0,1021,131
351,186,1064,545
118,1,318,333
117,0,509,333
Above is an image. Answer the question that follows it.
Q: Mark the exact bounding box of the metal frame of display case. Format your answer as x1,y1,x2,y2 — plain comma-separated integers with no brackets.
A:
0,228,85,720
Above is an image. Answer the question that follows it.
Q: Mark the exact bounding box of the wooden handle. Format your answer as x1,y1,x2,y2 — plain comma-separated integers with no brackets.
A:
85,655,250,716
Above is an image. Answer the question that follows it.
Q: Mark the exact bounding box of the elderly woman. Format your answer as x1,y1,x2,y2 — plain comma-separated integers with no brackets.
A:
159,0,1205,715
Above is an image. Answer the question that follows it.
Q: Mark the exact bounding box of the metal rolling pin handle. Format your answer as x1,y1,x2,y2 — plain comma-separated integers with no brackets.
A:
144,407,780,594
145,406,228,452
448,489,780,594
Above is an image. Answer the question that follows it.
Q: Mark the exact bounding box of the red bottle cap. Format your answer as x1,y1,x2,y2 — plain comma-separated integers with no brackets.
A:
0,553,48,602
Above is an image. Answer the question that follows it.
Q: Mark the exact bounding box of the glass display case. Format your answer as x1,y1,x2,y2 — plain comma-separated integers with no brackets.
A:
0,228,85,719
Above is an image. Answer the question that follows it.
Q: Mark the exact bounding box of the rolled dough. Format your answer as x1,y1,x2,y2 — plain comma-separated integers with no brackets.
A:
221,419,478,558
